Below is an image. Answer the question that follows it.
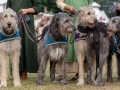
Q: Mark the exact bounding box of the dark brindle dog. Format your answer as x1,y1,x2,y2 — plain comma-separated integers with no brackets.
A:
105,16,120,82
75,6,109,86
35,13,76,85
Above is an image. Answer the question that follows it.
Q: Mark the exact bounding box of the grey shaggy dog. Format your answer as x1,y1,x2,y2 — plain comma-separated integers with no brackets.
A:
105,16,120,82
35,13,76,85
0,8,21,87
75,6,109,86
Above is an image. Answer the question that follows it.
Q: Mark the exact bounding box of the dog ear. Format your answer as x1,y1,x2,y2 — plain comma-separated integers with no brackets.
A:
51,14,59,29
0,12,2,20
76,9,83,17
117,17,120,32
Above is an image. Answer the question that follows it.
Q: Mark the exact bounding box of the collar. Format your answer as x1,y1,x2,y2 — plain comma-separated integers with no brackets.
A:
77,25,89,33
43,30,67,47
0,29,20,43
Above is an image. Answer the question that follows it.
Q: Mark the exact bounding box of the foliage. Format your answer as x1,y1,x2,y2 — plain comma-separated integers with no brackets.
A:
41,0,61,13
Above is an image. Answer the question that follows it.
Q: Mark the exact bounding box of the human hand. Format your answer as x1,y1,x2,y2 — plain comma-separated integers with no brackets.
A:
64,5,74,12
19,9,29,15
117,4,120,11
68,6,74,12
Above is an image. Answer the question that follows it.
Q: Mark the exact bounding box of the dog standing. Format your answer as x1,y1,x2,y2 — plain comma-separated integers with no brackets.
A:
105,16,120,82
75,6,97,85
35,13,76,85
0,8,21,87
75,6,109,86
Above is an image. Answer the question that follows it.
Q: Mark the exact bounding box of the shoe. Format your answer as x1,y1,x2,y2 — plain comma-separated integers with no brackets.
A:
20,71,28,80
71,73,78,81
55,75,62,81
71,76,78,81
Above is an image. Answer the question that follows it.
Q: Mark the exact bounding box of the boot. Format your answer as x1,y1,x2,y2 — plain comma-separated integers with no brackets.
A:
20,71,28,80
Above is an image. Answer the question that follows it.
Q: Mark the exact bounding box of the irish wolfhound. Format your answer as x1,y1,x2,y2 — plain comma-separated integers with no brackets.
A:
75,6,109,86
105,16,120,82
35,13,76,85
0,8,21,87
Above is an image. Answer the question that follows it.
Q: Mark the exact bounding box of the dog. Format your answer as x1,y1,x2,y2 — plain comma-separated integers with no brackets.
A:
75,6,109,86
105,16,120,82
35,12,76,85
0,8,21,87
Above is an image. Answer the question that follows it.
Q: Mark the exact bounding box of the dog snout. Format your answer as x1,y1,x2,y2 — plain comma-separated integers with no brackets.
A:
72,26,76,31
94,19,98,23
105,23,108,28
7,21,11,26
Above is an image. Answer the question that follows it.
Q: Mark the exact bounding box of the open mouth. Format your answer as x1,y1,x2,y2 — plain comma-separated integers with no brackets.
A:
106,29,113,33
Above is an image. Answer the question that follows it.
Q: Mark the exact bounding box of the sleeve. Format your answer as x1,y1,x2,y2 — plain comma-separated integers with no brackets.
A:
56,0,66,11
88,0,93,4
32,0,41,15
6,0,11,9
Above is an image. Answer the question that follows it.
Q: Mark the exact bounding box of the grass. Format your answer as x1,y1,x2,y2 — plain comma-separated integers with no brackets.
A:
2,54,120,90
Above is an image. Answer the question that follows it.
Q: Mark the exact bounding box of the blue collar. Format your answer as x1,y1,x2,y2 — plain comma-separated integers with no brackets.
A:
0,30,20,43
111,34,119,56
43,30,67,47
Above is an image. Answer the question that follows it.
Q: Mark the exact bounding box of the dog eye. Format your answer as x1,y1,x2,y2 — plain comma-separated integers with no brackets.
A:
87,12,90,15
65,19,69,22
112,20,117,23
4,15,7,17
11,15,14,17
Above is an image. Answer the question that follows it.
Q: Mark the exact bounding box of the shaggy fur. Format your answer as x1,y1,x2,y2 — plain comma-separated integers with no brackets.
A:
0,8,21,87
35,13,76,85
105,16,120,82
75,6,109,86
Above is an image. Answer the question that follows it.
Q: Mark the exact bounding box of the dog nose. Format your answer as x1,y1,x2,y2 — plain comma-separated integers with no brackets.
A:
105,23,108,28
72,26,76,31
7,21,11,26
94,19,98,23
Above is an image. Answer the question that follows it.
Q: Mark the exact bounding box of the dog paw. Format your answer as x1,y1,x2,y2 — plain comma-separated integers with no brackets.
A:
14,82,21,87
0,82,7,88
35,80,43,85
77,80,84,85
97,82,105,86
107,78,113,82
61,80,67,85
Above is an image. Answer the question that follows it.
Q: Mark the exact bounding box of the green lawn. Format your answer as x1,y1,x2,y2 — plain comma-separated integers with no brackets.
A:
2,55,120,90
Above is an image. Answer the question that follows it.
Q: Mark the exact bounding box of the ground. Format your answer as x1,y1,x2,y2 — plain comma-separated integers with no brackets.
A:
1,54,120,90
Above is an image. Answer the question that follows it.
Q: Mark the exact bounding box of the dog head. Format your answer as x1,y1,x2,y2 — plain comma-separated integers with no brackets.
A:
105,16,120,37
0,8,18,35
76,6,97,28
50,12,76,37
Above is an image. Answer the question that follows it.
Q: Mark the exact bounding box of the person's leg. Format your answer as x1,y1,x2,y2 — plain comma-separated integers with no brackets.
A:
19,27,28,80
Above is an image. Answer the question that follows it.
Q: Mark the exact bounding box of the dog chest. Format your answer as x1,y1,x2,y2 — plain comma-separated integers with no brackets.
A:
50,47,65,60
0,39,21,53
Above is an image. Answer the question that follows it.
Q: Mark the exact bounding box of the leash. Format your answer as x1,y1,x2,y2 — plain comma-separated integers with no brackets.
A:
18,10,38,42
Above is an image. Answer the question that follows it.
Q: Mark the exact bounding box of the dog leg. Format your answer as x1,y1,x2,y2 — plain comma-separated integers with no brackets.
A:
117,55,120,81
35,55,48,85
60,57,67,85
86,51,93,85
10,52,21,87
107,56,113,82
50,61,57,82
77,53,85,85
96,53,108,86
92,55,96,84
0,52,7,87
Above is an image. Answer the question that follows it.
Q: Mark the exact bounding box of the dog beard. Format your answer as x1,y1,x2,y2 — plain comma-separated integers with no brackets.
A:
2,27,15,35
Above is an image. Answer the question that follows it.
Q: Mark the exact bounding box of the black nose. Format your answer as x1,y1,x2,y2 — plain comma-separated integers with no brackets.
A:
94,19,98,23
105,23,108,28
7,21,11,26
72,26,76,31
